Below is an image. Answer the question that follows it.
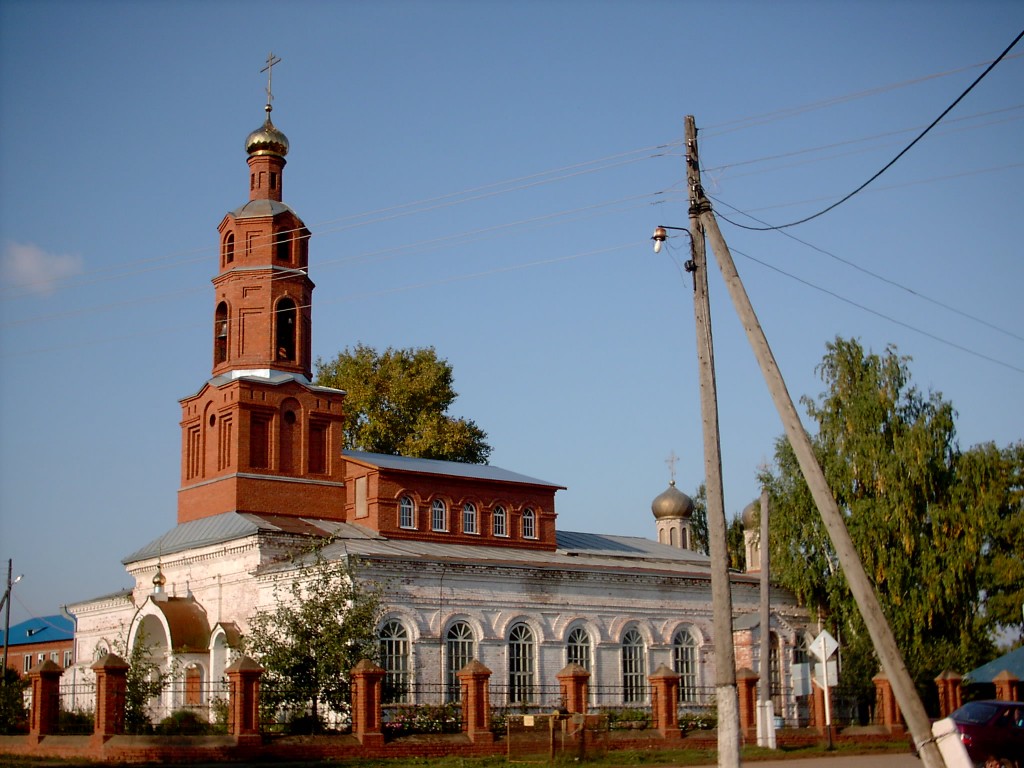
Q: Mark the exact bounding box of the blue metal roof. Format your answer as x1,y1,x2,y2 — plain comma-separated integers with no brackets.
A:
965,646,1024,684
344,450,565,489
0,614,73,647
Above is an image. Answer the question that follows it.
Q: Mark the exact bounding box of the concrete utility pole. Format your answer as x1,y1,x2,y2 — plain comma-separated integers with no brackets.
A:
757,488,776,748
682,113,948,768
684,115,741,768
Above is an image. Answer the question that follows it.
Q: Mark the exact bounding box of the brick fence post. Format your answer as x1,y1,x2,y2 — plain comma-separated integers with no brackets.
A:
649,664,681,740
556,663,590,715
811,679,826,734
27,659,63,742
91,653,129,743
934,670,963,717
225,656,264,741
458,659,494,743
873,671,904,734
736,667,758,742
993,670,1020,702
351,659,386,746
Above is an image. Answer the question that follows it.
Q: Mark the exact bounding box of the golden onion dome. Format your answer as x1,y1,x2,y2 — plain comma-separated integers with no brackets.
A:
245,106,289,158
651,481,694,521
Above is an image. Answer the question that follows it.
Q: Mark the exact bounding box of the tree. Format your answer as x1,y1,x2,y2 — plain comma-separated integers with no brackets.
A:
0,668,28,734
759,337,1012,695
111,626,169,734
315,344,491,464
689,484,709,556
245,545,383,732
960,441,1024,647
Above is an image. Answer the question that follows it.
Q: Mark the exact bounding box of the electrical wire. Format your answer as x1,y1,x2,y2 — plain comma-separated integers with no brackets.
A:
712,241,1024,374
721,28,1024,231
708,193,1024,344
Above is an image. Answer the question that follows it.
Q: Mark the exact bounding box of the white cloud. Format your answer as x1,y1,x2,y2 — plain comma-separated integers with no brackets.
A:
2,241,83,296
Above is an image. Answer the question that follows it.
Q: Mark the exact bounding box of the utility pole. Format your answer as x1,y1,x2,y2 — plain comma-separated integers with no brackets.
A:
757,488,776,748
684,115,741,768
2,560,15,683
684,114,948,768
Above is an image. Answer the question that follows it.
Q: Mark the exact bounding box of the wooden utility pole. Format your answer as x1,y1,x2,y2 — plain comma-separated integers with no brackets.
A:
684,115,741,768
684,114,948,768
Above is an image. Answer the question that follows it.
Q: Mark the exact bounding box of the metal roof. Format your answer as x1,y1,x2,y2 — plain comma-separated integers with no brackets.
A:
965,646,1024,684
343,450,565,489
0,614,73,647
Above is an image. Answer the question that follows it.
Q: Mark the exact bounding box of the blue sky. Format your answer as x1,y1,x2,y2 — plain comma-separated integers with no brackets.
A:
1,0,1021,626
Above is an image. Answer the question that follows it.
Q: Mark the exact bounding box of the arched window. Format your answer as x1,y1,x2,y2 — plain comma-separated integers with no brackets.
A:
214,302,228,364
673,628,698,702
493,506,507,537
432,499,447,532
463,503,477,534
522,508,536,539
379,620,411,704
222,232,235,265
621,628,646,704
399,496,416,529
275,298,296,362
567,626,591,671
508,623,536,704
445,622,475,702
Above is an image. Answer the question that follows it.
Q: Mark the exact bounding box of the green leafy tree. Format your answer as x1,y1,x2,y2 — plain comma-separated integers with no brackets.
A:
0,668,29,734
111,627,169,734
245,547,383,732
759,337,1009,695
315,344,491,464
689,484,709,556
959,441,1024,647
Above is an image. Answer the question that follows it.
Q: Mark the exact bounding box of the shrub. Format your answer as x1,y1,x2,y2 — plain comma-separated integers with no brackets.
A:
156,708,212,735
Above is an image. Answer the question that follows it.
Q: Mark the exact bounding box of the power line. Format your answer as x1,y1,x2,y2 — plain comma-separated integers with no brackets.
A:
723,243,1024,374
721,28,1024,232
708,193,1024,344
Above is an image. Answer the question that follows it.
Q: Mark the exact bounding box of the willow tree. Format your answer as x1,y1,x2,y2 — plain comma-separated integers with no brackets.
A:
315,344,491,464
759,337,1002,696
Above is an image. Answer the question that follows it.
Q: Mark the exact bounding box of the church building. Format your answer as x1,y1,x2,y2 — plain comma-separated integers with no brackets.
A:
68,86,808,723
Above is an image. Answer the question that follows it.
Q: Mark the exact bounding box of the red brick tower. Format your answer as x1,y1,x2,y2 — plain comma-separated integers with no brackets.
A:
177,92,347,524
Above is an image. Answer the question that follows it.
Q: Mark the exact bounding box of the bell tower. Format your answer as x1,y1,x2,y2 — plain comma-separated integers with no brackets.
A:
177,56,347,524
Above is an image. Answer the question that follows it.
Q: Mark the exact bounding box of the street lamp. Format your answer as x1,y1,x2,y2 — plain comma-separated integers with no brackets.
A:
2,560,24,683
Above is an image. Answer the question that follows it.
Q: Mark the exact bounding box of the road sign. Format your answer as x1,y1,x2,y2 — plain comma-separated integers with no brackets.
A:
809,629,838,662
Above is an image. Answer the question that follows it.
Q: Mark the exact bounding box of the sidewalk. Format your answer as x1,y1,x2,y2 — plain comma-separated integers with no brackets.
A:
695,754,919,768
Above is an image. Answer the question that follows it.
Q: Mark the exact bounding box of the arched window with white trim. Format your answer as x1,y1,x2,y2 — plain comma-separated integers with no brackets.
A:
621,628,646,704
446,621,475,702
508,623,536,704
379,620,411,704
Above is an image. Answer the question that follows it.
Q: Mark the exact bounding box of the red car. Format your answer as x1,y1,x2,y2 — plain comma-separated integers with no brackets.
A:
948,700,1024,767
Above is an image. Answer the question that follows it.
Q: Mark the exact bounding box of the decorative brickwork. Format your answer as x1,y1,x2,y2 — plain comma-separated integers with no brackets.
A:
225,656,263,738
27,659,62,740
649,664,681,739
873,671,904,734
934,670,963,717
736,667,758,742
993,670,1020,702
457,659,494,743
351,659,386,746
556,663,590,715
91,653,129,740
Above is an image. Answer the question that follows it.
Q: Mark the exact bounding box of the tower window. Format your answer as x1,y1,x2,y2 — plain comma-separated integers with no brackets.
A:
275,298,296,362
308,421,327,474
222,233,235,265
270,171,278,190
275,231,291,262
214,302,229,364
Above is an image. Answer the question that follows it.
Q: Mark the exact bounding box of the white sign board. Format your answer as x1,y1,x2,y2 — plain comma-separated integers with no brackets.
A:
810,630,838,662
813,660,839,688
